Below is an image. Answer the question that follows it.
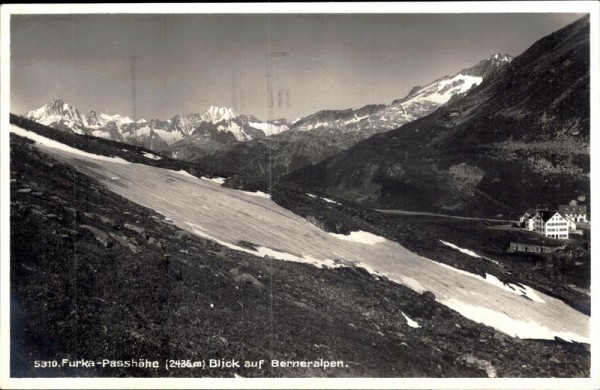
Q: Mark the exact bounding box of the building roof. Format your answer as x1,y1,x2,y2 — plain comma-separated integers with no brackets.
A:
559,205,587,214
537,210,567,223
522,208,543,220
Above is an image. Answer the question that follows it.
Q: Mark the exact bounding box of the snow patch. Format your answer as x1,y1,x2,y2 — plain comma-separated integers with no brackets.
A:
439,240,499,264
299,121,330,131
442,298,588,343
175,170,197,179
98,113,133,127
322,197,341,205
152,128,185,145
307,193,340,205
329,231,387,245
240,190,271,199
186,223,338,268
402,312,421,328
33,115,63,126
436,262,545,304
248,122,289,136
187,223,251,253
124,125,152,138
345,114,369,125
141,151,162,160
484,274,545,303
201,176,226,185
440,240,481,258
398,276,426,293
10,125,130,165
175,171,227,186
399,74,482,108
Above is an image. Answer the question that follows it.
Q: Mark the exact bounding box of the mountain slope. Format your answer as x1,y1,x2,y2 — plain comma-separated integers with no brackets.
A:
9,115,590,377
285,16,590,218
200,54,512,184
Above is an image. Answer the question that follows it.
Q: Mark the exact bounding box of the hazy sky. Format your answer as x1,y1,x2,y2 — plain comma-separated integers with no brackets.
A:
11,13,584,121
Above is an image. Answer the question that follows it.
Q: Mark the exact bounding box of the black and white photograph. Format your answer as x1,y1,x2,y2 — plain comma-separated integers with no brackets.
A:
1,2,598,389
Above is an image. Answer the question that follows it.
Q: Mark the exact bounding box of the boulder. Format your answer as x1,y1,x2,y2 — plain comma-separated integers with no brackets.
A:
124,223,146,237
80,225,113,248
148,236,163,249
229,268,264,290
174,230,193,241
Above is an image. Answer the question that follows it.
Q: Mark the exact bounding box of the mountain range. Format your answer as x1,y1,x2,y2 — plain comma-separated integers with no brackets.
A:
25,53,511,171
198,53,513,181
286,16,590,218
26,102,289,153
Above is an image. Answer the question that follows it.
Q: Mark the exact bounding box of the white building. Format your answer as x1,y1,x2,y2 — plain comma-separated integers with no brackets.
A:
532,210,570,240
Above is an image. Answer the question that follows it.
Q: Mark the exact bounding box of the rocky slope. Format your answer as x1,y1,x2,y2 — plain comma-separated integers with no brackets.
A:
285,16,590,218
26,101,288,153
9,118,590,378
199,54,512,184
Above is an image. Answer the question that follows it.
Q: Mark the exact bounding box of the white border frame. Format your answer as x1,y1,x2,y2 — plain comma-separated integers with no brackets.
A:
1,2,599,389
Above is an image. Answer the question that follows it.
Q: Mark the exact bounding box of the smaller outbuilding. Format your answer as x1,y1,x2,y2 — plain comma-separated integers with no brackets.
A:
559,205,588,223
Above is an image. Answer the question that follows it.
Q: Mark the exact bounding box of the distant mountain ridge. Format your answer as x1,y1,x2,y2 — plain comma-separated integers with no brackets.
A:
199,53,512,184
26,101,289,152
26,53,512,167
285,17,590,218
290,53,512,133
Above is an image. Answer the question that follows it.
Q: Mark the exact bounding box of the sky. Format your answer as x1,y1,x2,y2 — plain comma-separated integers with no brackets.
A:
11,12,585,122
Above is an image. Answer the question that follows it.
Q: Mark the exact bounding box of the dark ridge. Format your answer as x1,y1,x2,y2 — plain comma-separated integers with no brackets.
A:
10,114,235,179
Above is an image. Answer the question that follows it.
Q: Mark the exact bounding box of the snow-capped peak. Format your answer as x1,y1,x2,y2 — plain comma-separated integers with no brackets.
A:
24,99,290,151
399,73,484,107
456,53,513,79
28,99,69,118
98,113,133,127
200,106,239,124
489,53,513,63
26,99,82,127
